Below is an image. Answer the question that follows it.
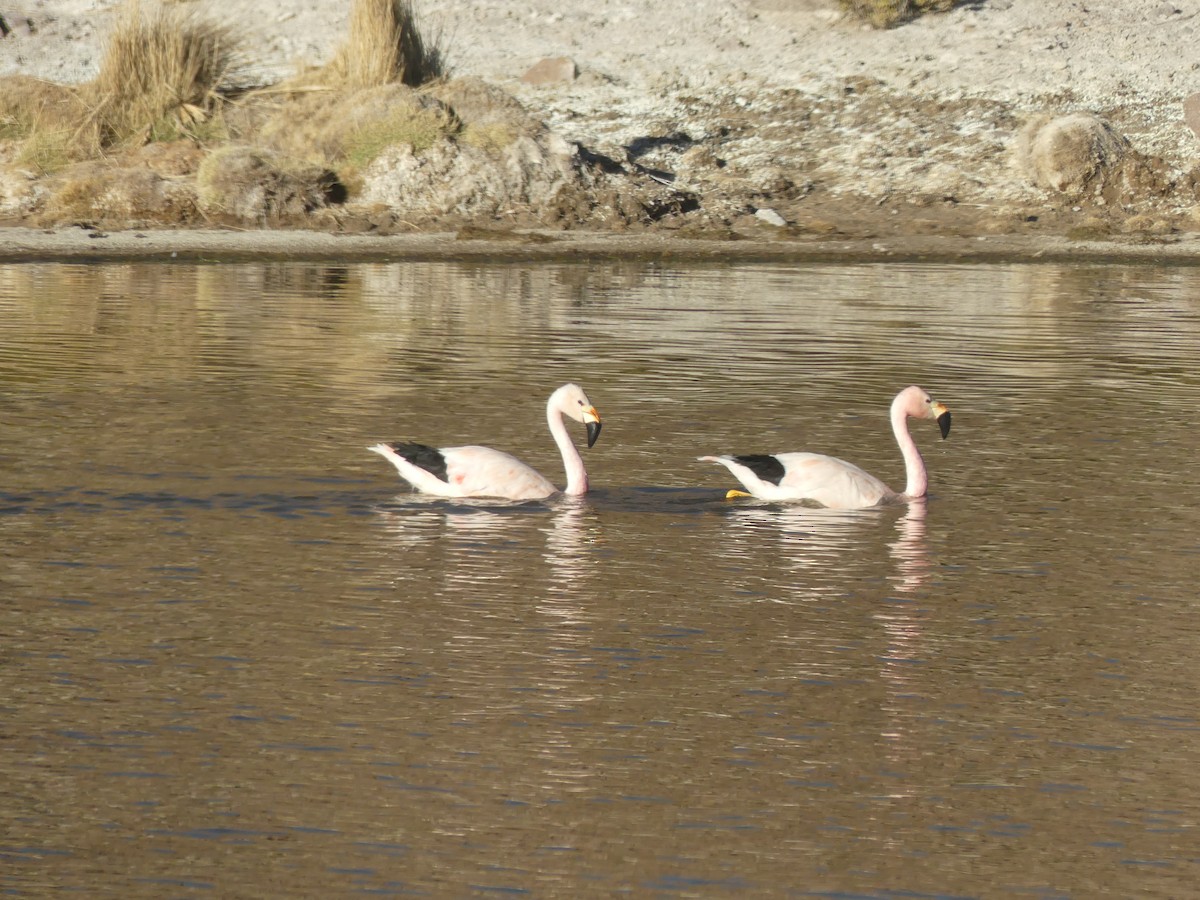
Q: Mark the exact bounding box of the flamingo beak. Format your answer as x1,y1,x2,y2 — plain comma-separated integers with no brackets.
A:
932,402,951,439
584,407,602,448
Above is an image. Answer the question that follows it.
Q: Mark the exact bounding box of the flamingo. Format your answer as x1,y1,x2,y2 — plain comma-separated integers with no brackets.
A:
368,383,602,501
698,385,951,509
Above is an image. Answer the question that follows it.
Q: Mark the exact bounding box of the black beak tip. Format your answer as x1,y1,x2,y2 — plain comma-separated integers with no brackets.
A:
937,411,952,440
586,420,602,448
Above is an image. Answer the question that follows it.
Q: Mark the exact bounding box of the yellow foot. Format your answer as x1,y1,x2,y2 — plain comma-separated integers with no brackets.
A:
725,489,752,499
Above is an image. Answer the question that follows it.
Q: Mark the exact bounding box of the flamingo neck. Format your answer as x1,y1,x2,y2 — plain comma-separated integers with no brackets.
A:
548,397,587,495
892,400,927,499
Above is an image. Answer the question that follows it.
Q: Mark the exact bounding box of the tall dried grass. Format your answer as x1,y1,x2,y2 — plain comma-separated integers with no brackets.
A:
839,0,959,28
324,0,445,88
87,2,239,150
0,77,83,138
2,4,237,168
0,76,91,172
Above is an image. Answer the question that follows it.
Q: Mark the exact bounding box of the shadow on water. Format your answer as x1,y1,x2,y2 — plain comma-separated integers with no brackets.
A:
0,479,387,521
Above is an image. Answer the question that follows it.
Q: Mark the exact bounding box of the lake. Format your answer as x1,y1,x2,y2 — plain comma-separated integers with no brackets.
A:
2,258,1199,897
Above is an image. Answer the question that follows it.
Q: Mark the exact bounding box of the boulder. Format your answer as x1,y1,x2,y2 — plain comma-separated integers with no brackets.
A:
359,131,579,222
1016,113,1131,194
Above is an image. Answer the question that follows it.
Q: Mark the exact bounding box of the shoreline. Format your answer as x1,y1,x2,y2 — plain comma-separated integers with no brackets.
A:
4,225,1200,267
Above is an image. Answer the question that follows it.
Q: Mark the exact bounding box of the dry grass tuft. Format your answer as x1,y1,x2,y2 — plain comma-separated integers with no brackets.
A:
2,3,239,167
323,0,445,88
88,2,239,150
17,127,76,174
0,76,91,172
839,0,960,28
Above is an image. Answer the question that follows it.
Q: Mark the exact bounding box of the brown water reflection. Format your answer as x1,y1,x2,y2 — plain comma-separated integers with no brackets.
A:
2,260,1200,897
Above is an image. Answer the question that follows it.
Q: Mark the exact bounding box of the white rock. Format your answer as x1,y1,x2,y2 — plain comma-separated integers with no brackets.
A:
754,207,787,227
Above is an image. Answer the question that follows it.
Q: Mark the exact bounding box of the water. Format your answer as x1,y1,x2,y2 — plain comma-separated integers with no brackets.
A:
2,259,1199,897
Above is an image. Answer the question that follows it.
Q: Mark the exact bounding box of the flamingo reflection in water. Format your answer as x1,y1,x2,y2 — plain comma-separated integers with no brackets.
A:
726,497,938,788
889,497,931,594
371,496,605,753
540,500,601,612
875,497,937,781
370,496,601,625
719,495,933,597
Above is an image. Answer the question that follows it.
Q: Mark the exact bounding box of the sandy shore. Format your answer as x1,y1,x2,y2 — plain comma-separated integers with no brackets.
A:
3,0,1200,259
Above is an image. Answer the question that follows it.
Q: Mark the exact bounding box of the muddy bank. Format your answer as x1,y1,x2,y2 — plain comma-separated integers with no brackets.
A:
6,222,1200,266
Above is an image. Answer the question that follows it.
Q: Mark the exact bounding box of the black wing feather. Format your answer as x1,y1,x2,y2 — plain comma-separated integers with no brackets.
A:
732,454,786,486
387,442,449,483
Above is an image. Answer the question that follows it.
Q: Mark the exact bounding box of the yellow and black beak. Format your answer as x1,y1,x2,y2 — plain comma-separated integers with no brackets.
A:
584,407,602,448
932,401,951,440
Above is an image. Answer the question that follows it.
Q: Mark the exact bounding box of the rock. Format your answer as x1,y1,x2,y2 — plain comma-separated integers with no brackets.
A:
1184,92,1200,141
0,164,46,218
356,77,596,226
359,131,580,222
754,207,787,227
520,56,577,86
1016,113,1131,194
679,145,722,171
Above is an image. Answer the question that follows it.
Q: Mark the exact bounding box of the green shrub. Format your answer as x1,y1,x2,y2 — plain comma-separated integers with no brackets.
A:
461,122,517,154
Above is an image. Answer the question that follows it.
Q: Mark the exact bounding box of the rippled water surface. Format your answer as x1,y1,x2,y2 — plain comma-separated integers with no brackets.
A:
2,259,1200,897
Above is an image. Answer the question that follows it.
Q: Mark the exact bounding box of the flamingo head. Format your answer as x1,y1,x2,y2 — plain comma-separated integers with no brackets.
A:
897,385,951,439
554,383,603,447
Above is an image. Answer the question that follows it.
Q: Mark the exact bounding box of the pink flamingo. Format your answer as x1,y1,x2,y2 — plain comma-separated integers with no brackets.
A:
698,385,951,509
368,383,602,501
